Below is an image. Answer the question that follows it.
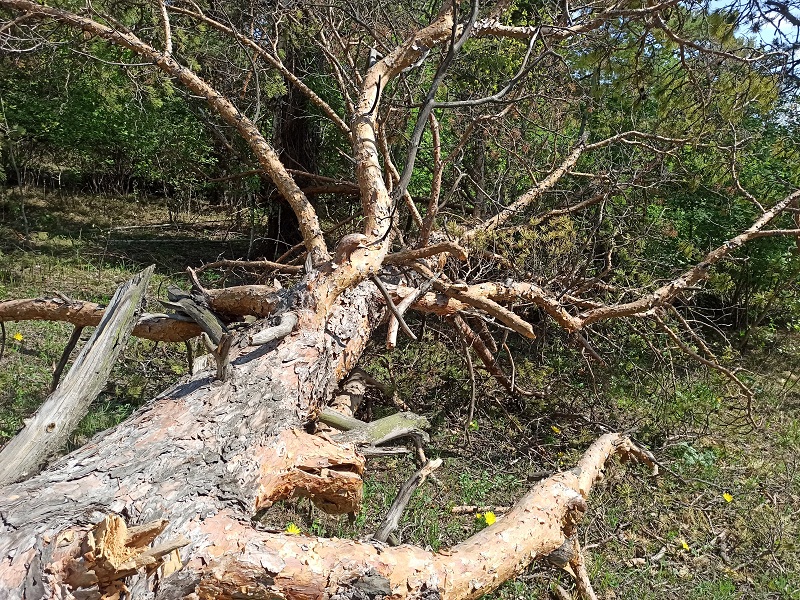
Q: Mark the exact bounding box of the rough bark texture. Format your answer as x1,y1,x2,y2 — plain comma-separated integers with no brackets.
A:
0,274,653,600
161,433,647,600
0,282,382,599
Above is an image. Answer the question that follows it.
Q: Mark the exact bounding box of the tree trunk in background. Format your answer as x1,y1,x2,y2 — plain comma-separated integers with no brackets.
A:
261,45,320,259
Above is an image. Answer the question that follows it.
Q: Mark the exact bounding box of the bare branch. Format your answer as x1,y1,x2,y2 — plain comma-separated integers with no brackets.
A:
462,134,588,241
412,263,537,339
453,314,539,397
654,314,753,401
393,0,480,205
384,241,468,264
169,3,351,137
422,111,444,241
580,189,800,326
195,259,303,275
154,0,172,55
377,123,423,228
570,538,600,600
372,275,417,341
652,13,784,64
50,326,84,392
372,459,442,543
0,0,330,261
472,0,683,41
434,32,545,109
461,334,478,432
386,276,439,350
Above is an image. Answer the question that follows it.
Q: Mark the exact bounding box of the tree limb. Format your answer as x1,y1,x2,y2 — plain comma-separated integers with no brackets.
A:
373,458,442,543
168,3,351,138
0,266,153,486
462,134,588,241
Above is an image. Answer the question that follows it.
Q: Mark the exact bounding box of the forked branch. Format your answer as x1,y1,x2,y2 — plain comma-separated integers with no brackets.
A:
180,433,655,600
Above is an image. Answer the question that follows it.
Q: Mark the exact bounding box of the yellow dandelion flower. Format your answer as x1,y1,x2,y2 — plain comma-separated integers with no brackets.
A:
484,511,496,525
550,425,561,435
285,523,301,535
12,332,23,342
679,538,690,551
723,492,733,503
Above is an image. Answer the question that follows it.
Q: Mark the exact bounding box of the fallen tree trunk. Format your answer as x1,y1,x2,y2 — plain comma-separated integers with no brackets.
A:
0,282,380,599
0,279,654,600
0,267,153,486
183,432,647,600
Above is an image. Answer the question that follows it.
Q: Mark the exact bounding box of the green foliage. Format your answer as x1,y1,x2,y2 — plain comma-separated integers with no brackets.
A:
0,1,799,596
472,215,578,278
0,44,216,196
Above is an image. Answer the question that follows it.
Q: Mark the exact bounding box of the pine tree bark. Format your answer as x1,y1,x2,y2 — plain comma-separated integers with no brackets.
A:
0,279,653,600
0,282,382,599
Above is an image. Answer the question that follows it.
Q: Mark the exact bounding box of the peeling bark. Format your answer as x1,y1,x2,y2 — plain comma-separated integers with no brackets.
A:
0,269,655,600
0,282,382,599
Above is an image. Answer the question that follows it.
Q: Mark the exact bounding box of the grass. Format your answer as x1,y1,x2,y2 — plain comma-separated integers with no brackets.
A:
259,329,800,598
1,188,799,598
0,188,239,446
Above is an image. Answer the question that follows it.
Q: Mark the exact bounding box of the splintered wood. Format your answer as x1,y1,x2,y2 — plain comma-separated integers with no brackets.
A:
66,516,189,599
255,429,365,514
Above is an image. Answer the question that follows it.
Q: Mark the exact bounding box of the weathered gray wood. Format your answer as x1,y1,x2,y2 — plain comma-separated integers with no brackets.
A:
0,266,154,486
373,458,442,543
166,285,227,344
249,311,298,345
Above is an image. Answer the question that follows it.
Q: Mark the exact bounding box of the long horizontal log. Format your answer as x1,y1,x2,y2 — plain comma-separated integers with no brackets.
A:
0,282,468,342
0,297,200,341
